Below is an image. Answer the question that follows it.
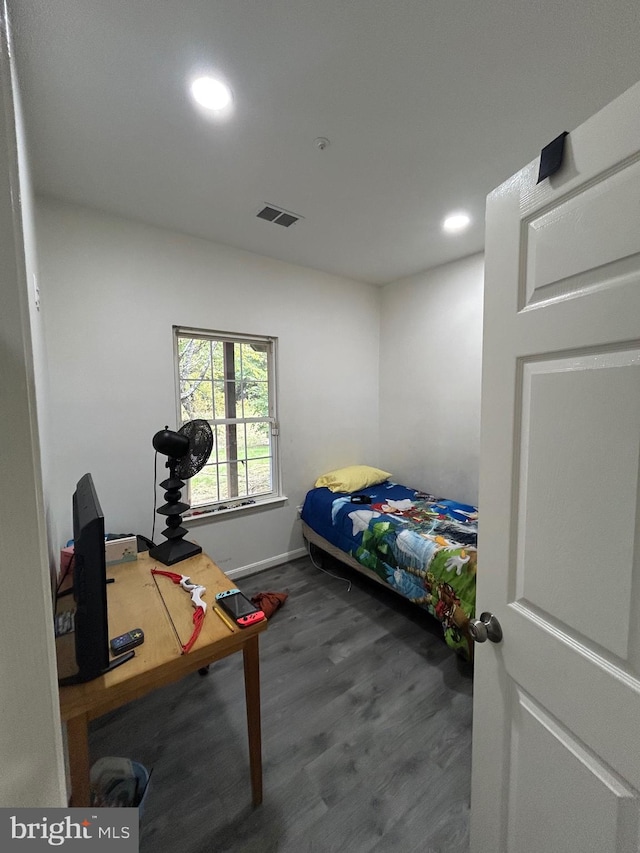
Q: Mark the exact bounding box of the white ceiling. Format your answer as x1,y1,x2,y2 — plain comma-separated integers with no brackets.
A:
10,0,640,284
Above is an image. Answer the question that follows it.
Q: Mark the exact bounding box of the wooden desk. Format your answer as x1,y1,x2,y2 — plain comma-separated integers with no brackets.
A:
57,551,267,807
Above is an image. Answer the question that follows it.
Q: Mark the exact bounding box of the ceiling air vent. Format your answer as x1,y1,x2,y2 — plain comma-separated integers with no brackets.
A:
256,204,303,227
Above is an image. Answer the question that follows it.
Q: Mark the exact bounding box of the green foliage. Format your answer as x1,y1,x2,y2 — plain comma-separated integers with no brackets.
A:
179,337,269,422
178,335,273,505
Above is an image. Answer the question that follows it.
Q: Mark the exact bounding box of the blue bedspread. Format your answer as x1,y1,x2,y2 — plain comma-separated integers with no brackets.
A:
302,481,477,658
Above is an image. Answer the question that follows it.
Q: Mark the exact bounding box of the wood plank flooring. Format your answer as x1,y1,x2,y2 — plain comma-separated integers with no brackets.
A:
89,552,473,852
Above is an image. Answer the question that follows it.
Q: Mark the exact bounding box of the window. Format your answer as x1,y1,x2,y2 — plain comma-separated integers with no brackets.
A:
174,326,280,513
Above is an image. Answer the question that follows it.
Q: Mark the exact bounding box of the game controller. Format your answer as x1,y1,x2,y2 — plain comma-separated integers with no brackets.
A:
215,589,266,627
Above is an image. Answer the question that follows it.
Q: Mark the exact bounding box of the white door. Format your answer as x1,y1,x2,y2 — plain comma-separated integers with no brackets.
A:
470,79,640,853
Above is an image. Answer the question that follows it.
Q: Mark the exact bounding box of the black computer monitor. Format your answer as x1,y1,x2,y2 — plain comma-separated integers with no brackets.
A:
58,473,133,686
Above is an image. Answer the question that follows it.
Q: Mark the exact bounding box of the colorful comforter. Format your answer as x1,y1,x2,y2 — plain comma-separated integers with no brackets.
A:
301,481,477,658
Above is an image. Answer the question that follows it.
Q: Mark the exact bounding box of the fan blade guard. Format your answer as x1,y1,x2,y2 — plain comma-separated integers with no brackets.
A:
174,419,214,480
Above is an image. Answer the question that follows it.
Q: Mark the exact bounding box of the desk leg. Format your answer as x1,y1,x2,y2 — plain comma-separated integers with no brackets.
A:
243,635,263,806
67,714,91,807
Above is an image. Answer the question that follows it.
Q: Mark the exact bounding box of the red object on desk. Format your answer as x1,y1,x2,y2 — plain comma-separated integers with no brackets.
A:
59,546,75,587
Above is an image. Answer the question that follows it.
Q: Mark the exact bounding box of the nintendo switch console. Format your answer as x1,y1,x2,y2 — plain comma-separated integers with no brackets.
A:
215,588,265,627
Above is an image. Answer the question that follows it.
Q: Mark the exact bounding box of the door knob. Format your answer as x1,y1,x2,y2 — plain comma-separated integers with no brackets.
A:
469,611,503,644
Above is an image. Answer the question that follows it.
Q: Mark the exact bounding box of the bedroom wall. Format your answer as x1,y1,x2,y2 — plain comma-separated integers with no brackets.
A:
378,253,484,506
14,80,58,577
0,12,66,806
35,198,381,574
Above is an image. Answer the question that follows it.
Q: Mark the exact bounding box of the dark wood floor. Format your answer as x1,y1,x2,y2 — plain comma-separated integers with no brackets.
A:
90,551,474,852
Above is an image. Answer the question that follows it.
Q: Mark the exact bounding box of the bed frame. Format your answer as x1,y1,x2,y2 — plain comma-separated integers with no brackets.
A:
302,520,405,592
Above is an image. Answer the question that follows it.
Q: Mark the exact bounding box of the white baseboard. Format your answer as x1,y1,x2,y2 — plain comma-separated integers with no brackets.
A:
225,547,307,580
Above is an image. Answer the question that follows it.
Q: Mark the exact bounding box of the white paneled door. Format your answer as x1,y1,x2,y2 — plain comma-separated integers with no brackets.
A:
470,79,640,853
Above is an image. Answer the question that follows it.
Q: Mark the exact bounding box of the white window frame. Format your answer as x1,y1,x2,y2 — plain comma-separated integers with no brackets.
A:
173,325,282,518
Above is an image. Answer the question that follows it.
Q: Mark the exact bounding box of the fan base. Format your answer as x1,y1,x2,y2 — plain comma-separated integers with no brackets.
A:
149,537,203,566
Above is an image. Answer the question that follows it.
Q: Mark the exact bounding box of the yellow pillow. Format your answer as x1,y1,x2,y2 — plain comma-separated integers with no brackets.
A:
314,465,391,493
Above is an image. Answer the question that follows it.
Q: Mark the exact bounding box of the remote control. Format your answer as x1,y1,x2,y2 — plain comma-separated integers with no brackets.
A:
110,628,144,656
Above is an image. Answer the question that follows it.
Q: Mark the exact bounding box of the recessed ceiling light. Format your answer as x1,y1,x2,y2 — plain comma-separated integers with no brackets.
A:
190,76,232,111
442,212,471,234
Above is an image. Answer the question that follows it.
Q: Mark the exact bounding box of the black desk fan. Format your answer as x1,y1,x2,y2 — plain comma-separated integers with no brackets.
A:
150,419,213,565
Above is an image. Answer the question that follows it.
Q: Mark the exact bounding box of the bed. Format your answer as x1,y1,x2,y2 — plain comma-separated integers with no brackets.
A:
300,468,478,659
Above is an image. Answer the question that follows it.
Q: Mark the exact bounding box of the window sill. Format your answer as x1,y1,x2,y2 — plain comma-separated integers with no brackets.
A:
183,495,288,523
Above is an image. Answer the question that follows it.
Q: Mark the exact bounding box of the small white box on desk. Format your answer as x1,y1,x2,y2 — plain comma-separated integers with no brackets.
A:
105,536,138,566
